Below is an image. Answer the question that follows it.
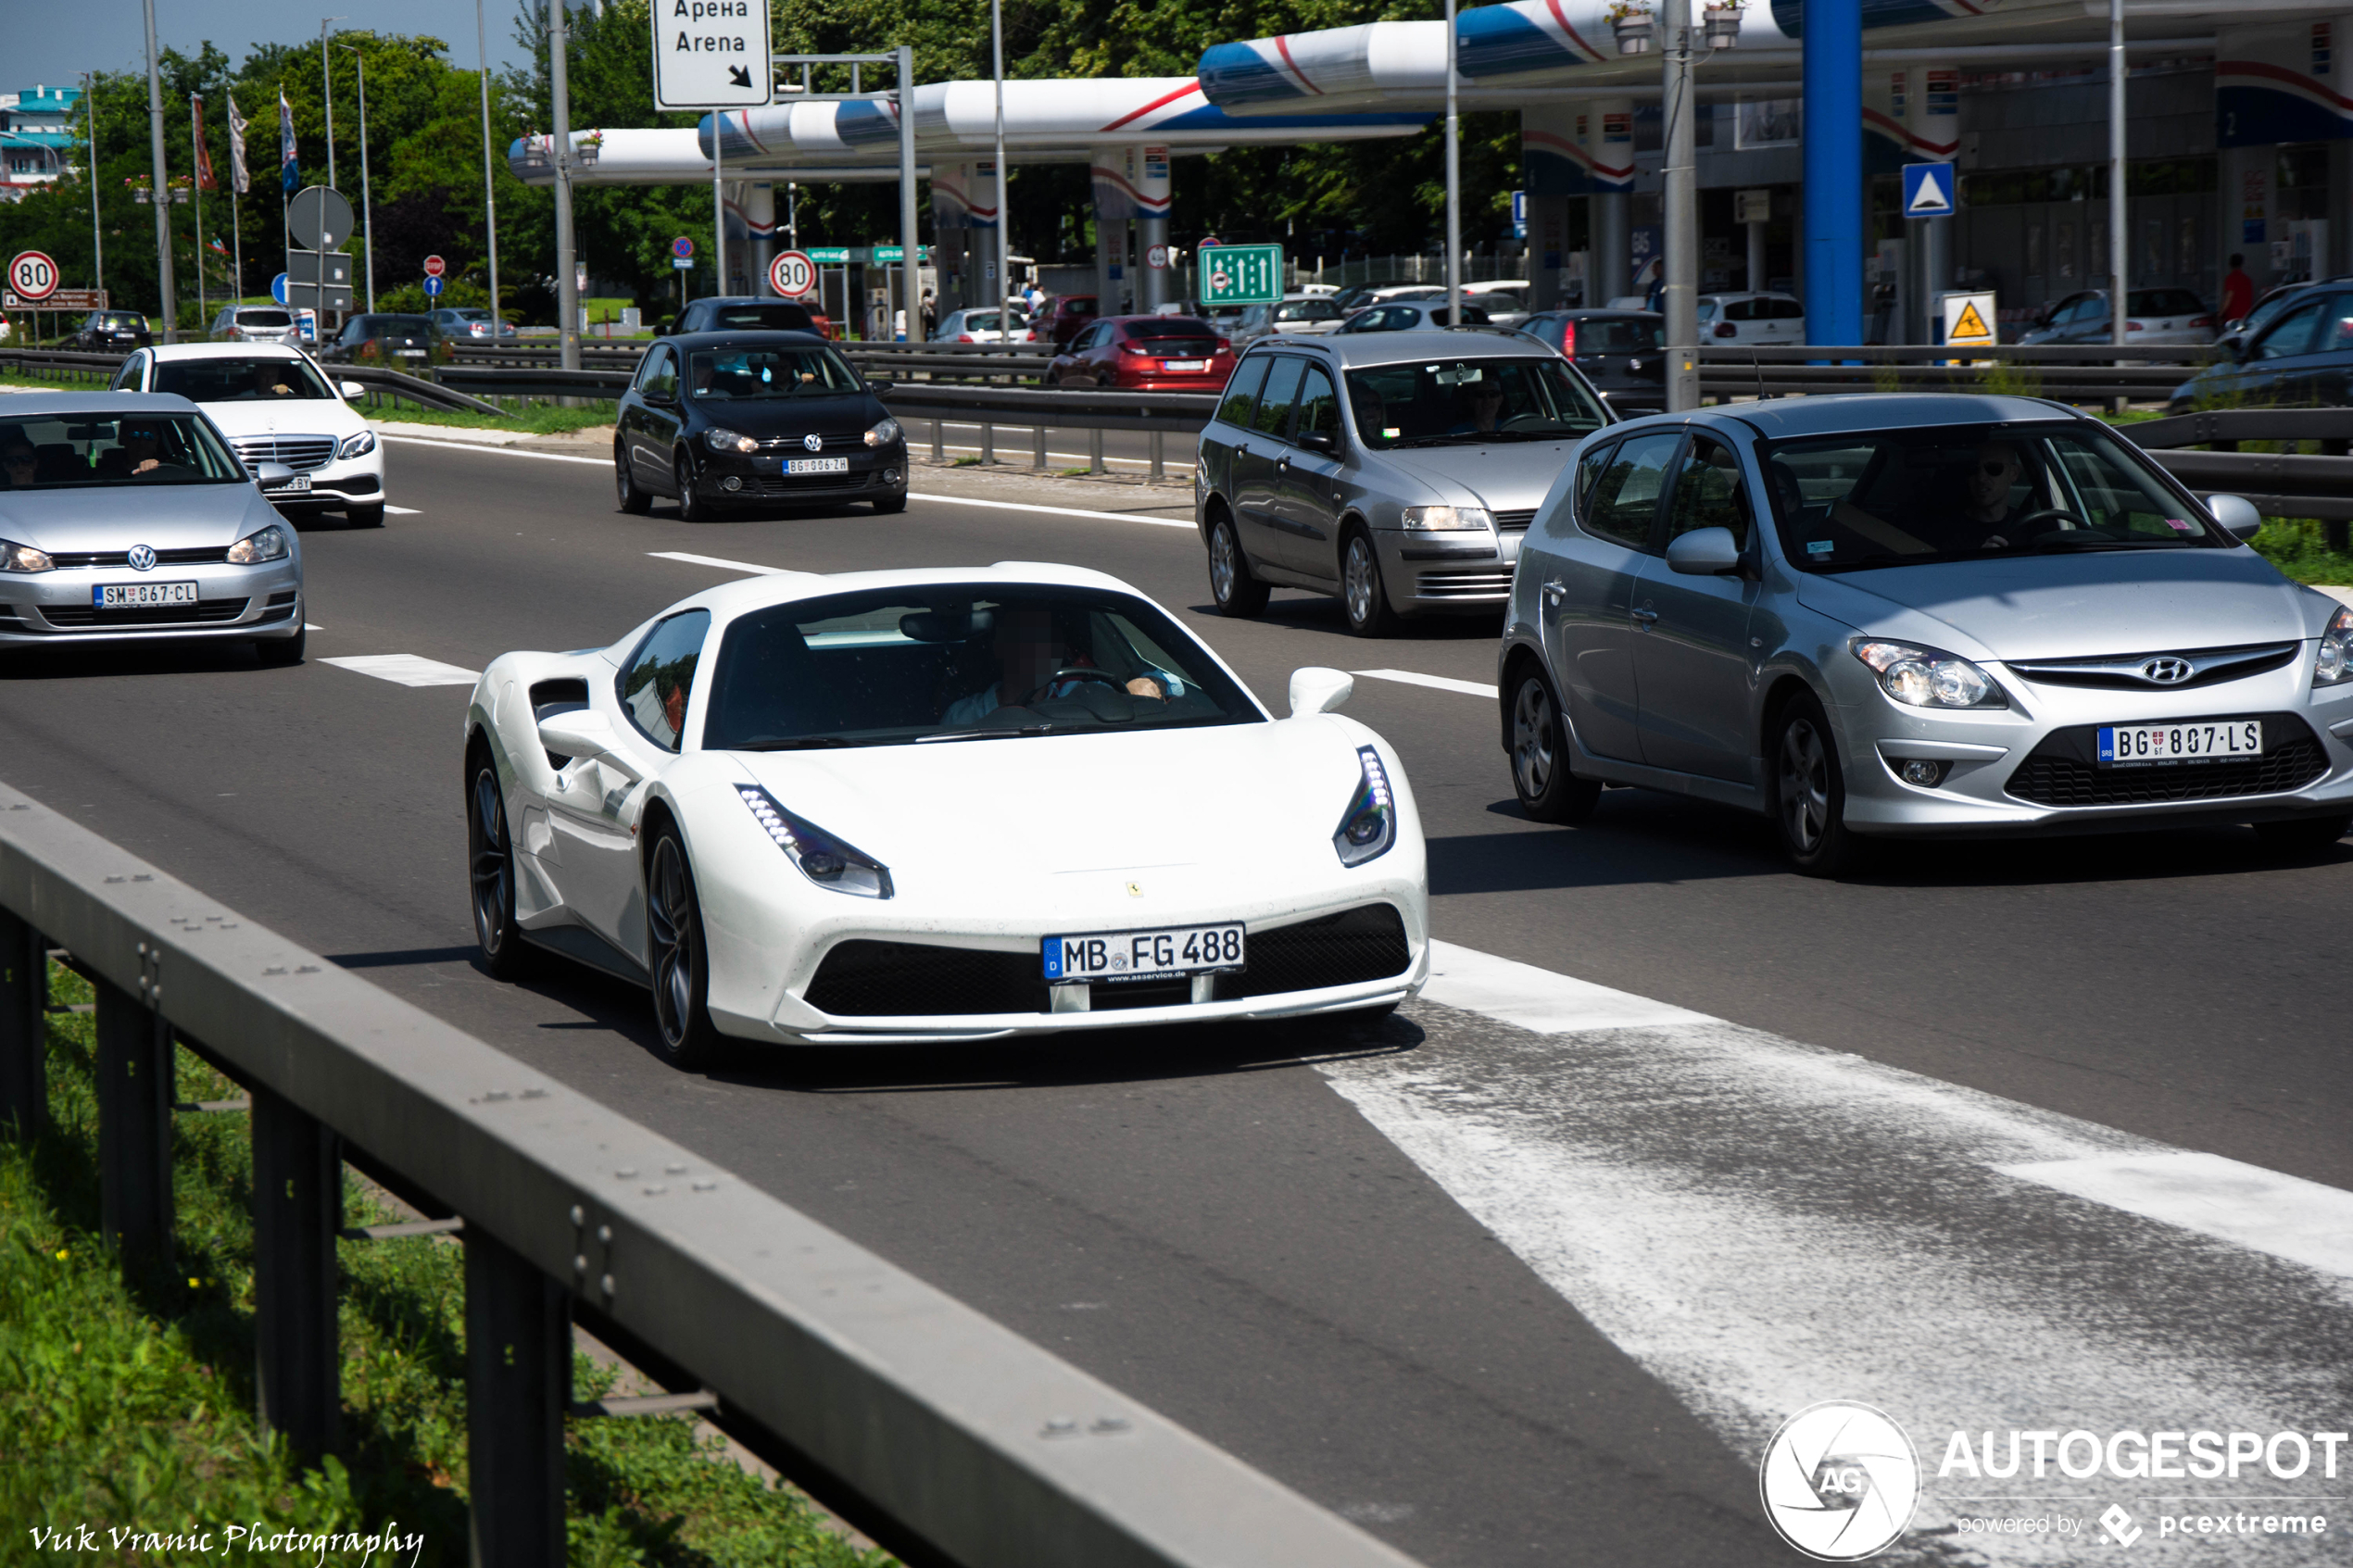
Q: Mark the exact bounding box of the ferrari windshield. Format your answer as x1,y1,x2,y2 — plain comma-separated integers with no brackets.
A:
687,345,861,398
1765,421,2230,571
155,356,336,401
1345,357,1608,448
701,585,1262,749
0,414,246,489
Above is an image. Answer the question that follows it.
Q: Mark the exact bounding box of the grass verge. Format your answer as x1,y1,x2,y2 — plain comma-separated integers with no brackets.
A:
362,400,621,436
0,960,887,1567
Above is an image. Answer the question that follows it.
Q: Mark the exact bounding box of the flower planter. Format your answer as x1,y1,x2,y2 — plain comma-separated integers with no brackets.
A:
1703,6,1743,47
1613,16,1654,53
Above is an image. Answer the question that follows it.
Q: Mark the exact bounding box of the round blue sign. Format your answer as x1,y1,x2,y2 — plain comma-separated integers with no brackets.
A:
423,274,445,297
671,236,695,260
270,272,289,305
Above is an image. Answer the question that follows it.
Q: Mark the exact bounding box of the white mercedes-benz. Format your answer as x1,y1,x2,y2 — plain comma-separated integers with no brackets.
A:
463,565,1430,1065
109,343,389,526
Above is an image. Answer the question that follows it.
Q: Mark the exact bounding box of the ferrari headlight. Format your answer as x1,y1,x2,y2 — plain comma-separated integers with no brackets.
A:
1400,505,1491,533
337,429,377,459
2318,605,2353,686
226,525,289,565
863,417,902,448
705,427,757,455
1851,638,2007,709
1333,746,1397,867
0,539,53,573
736,785,892,898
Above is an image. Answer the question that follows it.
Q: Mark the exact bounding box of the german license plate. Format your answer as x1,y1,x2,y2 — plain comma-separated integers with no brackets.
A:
2097,720,2263,766
1043,923,1245,984
1162,359,1206,371
263,472,311,493
786,457,848,474
95,581,196,608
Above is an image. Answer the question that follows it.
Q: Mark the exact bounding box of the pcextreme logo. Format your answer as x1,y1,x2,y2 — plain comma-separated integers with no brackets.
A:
1759,1401,1921,1562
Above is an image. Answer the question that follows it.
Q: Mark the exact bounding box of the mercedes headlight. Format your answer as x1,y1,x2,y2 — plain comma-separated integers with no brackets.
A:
2318,605,2353,685
0,539,53,573
736,785,892,897
704,427,757,455
337,430,377,459
1400,505,1491,533
863,417,902,448
1333,746,1398,867
1851,638,2007,709
226,525,290,565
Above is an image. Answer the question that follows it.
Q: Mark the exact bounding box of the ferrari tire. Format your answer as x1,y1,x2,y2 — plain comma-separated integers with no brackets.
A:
1340,530,1400,637
615,442,650,514
1509,668,1602,824
1208,514,1268,617
467,750,531,980
1768,692,1862,878
646,825,724,1069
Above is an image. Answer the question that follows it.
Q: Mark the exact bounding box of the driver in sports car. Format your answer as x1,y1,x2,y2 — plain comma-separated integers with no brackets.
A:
937,607,1181,725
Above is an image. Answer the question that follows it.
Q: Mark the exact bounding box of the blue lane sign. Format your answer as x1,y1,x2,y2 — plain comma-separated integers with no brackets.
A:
271,272,289,305
423,274,445,297
1512,189,1528,239
1902,161,1956,219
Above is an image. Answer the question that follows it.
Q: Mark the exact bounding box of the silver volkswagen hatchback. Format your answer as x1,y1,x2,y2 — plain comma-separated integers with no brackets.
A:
1196,330,1616,634
1500,395,2353,873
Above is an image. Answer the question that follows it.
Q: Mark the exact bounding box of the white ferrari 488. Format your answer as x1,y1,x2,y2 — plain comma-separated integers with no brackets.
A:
462,564,1430,1066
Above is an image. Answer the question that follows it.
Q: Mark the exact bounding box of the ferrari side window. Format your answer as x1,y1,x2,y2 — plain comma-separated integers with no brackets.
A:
620,609,711,753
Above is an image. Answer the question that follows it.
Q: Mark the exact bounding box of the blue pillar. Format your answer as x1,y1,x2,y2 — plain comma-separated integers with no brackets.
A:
1802,0,1863,347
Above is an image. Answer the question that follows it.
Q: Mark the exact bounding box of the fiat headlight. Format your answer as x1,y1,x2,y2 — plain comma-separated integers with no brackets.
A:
337,430,377,459
1400,505,1491,533
1333,746,1398,867
705,427,757,455
2318,605,2353,685
736,785,893,898
863,418,901,448
0,539,53,573
227,525,290,565
1851,639,2007,709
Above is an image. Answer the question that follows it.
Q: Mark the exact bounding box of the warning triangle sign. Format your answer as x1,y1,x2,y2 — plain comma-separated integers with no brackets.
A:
1948,301,1992,343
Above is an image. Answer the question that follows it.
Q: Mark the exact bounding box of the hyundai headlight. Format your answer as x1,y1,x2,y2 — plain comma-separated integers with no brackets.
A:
736,785,893,897
705,427,757,455
1333,746,1398,867
0,539,53,573
2318,605,2353,686
227,525,289,565
1400,505,1491,533
863,417,902,448
337,430,376,459
1852,639,2007,709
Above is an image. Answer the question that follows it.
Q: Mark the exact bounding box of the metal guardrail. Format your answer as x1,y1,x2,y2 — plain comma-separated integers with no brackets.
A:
2120,408,2353,527
447,340,1060,384
0,781,1424,1568
1,347,506,417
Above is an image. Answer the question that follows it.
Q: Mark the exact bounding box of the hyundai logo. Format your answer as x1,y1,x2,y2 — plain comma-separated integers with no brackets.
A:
803,433,824,453
127,544,156,572
2141,656,2196,684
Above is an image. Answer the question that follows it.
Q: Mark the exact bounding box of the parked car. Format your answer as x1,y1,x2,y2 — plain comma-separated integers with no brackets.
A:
1047,315,1236,391
1513,309,1667,414
1695,292,1807,345
931,307,1033,344
1336,299,1494,333
71,311,151,352
0,392,307,662
2168,285,2353,412
109,343,390,527
208,306,299,346
2214,276,2350,352
319,313,448,368
1499,394,2350,875
612,331,907,521
1194,330,1617,635
1231,295,1351,347
1330,283,1443,315
428,307,518,340
1464,281,1534,330
2016,288,2211,349
1038,295,1101,349
661,296,830,339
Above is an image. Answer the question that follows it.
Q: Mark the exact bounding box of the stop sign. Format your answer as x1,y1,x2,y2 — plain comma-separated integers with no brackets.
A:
769,249,817,298
422,255,447,278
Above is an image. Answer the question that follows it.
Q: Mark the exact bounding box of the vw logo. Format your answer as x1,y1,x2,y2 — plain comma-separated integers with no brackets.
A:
803,433,824,453
2141,656,2196,684
126,544,157,572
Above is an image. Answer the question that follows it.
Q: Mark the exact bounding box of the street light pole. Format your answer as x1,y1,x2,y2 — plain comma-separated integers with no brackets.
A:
897,44,918,344
191,94,207,331
321,19,346,191
140,0,177,342
84,73,103,298
2108,0,2127,365
341,44,375,313
1661,0,1699,410
550,0,580,370
476,0,503,333
1443,0,1461,327
992,0,1011,338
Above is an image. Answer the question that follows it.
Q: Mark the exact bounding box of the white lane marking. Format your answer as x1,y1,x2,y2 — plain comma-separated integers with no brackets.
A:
384,504,422,515
1353,668,1500,701
909,491,1195,528
1997,1151,2353,1279
378,435,608,466
647,550,793,576
321,654,481,687
1422,939,1710,1032
304,623,323,630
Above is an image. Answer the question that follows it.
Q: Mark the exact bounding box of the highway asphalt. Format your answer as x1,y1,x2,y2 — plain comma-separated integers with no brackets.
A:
1,434,2346,1566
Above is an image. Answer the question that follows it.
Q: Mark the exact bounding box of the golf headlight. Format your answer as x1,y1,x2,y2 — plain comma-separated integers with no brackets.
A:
337,430,377,459
2317,605,2353,685
1400,505,1491,533
1852,639,2007,709
1333,746,1398,867
863,417,901,448
736,785,893,898
705,427,757,455
227,525,289,564
0,539,53,573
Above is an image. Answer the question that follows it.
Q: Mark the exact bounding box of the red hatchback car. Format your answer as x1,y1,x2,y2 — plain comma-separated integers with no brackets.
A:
1047,315,1237,392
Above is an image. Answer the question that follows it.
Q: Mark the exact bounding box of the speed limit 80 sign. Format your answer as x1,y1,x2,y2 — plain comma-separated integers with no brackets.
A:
768,249,817,298
8,251,60,302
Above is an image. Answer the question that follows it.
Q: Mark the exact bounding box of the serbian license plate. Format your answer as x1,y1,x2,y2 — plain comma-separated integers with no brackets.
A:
786,457,849,475
2097,720,2264,766
395,348,428,358
263,472,311,493
1043,923,1245,984
95,581,197,608
1161,358,1207,371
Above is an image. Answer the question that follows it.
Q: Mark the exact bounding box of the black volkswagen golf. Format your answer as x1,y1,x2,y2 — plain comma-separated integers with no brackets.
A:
613,331,907,519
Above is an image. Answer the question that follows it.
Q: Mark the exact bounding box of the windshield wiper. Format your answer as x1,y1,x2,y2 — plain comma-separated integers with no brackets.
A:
914,723,1056,743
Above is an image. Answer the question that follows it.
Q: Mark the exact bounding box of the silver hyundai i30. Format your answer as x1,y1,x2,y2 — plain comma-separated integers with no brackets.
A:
1500,395,2353,873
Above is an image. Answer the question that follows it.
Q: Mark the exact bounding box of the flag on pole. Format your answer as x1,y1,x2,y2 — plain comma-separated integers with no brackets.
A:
193,96,218,191
227,93,250,195
279,90,297,193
